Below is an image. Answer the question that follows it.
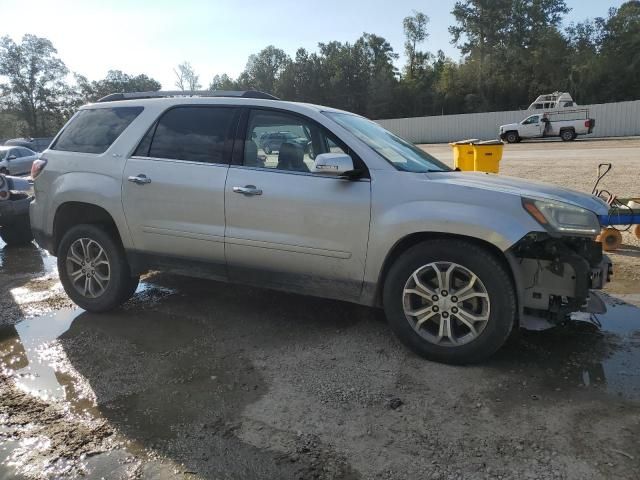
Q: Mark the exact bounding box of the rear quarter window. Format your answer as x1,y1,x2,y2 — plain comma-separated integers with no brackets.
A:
52,106,143,154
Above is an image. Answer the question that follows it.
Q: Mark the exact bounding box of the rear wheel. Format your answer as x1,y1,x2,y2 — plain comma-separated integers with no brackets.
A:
0,217,33,246
383,239,516,364
57,224,139,312
505,131,519,144
560,129,575,141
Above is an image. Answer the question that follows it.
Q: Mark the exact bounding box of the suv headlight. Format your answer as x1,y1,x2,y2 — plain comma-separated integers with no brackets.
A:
522,198,600,236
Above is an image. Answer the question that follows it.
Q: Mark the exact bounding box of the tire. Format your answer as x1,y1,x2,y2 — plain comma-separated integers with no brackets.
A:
382,239,516,365
57,224,139,312
560,129,575,141
0,167,8,175
0,217,34,246
505,131,519,144
264,145,272,155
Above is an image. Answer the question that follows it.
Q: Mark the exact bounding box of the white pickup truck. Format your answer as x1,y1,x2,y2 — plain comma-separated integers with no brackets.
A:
499,109,595,143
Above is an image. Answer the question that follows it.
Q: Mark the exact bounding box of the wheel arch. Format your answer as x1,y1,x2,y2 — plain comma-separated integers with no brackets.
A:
52,202,123,255
372,232,518,310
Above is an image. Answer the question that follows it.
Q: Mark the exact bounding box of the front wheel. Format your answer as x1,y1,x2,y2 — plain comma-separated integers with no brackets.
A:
505,131,519,144
57,224,139,312
383,239,516,364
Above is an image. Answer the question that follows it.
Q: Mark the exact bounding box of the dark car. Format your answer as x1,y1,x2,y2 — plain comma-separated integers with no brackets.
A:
4,137,54,153
259,131,309,154
0,173,33,245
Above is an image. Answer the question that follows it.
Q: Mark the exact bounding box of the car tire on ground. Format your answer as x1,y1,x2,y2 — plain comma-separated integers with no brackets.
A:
560,129,575,141
505,131,519,144
0,217,34,246
57,224,139,312
382,239,516,365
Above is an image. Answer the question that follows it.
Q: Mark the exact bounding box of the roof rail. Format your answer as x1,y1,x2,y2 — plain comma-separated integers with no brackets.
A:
97,90,279,103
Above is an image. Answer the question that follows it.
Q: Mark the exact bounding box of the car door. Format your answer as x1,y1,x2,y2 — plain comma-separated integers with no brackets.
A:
520,115,543,138
224,108,371,302
19,148,37,175
122,105,239,278
9,148,28,175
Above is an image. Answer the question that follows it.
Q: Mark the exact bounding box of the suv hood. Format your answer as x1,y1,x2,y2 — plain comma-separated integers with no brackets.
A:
429,172,609,215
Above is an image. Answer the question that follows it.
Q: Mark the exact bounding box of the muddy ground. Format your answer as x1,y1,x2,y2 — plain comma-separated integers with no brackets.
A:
1,138,640,479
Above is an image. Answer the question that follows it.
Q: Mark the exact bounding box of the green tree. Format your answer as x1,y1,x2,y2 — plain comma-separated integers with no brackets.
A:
239,46,290,94
208,73,237,91
403,11,429,78
0,34,70,136
76,70,161,103
597,1,640,101
449,0,570,111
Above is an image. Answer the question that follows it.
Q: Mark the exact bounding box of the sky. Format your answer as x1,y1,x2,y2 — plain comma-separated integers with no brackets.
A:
1,0,628,90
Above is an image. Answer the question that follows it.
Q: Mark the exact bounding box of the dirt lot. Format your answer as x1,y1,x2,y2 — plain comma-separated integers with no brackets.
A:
1,138,640,480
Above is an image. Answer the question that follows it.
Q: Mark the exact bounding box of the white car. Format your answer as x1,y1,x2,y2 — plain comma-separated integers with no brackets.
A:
500,111,595,143
0,146,39,176
30,91,612,364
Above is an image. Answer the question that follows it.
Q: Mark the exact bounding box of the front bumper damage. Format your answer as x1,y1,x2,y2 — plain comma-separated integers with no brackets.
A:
507,232,612,331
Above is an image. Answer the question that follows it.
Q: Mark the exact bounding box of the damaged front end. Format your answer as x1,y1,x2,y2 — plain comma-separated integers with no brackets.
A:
507,232,612,331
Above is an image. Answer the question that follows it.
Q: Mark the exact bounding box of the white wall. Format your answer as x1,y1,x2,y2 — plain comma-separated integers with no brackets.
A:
376,100,640,144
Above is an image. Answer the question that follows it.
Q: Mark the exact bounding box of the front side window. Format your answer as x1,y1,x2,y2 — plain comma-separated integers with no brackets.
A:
522,116,539,125
19,147,35,157
325,112,450,173
52,107,143,154
244,110,348,172
141,106,237,164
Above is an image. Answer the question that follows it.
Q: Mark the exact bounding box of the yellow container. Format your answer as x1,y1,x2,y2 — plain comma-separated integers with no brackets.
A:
472,141,503,173
449,139,477,171
449,139,503,173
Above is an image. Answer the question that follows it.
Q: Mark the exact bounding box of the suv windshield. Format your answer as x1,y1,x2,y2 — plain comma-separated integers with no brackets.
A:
325,112,450,173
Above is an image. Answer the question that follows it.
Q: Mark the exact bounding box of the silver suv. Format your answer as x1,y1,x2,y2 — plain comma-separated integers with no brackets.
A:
30,91,612,364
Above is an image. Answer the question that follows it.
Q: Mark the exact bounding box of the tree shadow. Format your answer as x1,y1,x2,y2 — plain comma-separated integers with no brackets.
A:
0,241,48,327
54,276,367,479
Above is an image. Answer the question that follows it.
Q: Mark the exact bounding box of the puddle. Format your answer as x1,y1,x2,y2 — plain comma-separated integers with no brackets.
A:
490,296,640,400
0,279,287,479
0,308,87,406
0,243,57,278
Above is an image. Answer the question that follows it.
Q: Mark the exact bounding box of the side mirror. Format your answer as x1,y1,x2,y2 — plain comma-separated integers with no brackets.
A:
7,155,16,160
312,153,354,176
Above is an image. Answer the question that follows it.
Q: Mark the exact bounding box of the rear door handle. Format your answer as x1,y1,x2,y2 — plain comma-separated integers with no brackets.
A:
233,185,262,196
128,174,151,185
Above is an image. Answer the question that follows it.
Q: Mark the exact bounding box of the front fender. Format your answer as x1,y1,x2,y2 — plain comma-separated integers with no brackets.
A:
361,198,543,305
46,171,133,248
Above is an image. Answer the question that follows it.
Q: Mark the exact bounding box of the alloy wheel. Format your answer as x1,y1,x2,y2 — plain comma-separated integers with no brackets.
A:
66,237,111,298
402,262,490,346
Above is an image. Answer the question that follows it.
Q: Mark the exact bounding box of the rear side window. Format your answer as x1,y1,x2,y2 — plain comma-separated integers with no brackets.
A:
52,107,143,154
139,106,238,164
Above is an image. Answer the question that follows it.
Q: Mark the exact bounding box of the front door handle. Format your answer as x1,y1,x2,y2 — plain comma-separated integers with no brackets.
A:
128,174,151,185
233,185,262,196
